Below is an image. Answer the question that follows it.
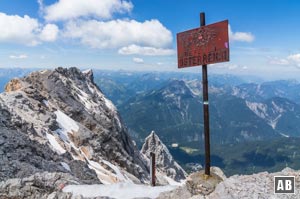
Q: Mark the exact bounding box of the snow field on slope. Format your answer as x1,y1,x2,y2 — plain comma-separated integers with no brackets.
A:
63,183,177,199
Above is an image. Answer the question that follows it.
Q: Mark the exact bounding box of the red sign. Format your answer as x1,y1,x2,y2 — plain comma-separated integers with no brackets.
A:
177,20,229,68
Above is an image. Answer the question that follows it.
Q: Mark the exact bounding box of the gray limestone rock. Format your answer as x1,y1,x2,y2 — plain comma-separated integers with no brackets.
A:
0,67,149,186
185,170,223,196
0,172,78,199
208,167,300,199
157,185,192,199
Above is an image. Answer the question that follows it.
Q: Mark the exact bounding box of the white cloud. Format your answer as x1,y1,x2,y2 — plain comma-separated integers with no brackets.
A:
37,0,44,14
63,19,173,49
133,57,144,64
118,44,175,56
269,53,300,67
45,0,133,21
229,25,255,42
9,54,28,59
269,57,289,65
39,24,59,42
213,63,247,70
287,54,300,66
0,12,59,45
0,13,40,46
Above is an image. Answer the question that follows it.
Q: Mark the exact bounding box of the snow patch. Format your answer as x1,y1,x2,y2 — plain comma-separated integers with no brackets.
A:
54,110,80,144
42,100,49,107
280,133,290,138
55,110,79,134
61,162,71,171
76,91,95,110
63,183,177,199
46,133,66,154
87,84,95,94
87,160,113,184
87,159,133,184
82,69,92,74
104,98,116,111
102,159,129,182
163,176,185,186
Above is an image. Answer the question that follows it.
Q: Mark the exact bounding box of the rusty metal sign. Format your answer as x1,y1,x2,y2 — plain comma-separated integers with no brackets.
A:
177,20,229,68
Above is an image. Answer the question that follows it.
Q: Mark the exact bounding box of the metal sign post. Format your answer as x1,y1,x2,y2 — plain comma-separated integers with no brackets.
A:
150,152,156,186
176,12,229,177
200,12,211,176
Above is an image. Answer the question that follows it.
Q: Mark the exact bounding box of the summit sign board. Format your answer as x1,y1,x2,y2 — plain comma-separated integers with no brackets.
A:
177,20,229,68
177,13,230,176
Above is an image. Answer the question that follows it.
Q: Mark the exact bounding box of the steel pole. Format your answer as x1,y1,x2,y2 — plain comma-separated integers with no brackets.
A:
150,152,156,186
200,12,211,176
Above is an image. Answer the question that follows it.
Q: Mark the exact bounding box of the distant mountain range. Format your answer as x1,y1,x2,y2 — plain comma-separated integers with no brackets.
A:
232,80,300,103
119,79,283,147
92,70,300,175
91,71,300,145
92,70,264,106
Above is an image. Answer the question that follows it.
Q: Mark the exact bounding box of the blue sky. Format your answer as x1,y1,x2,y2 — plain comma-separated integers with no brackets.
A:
0,0,300,79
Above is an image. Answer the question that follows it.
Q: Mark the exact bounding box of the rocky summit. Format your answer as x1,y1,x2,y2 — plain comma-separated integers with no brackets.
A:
0,67,155,196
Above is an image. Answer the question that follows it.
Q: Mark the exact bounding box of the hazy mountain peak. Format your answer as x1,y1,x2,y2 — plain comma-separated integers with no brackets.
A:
160,79,195,99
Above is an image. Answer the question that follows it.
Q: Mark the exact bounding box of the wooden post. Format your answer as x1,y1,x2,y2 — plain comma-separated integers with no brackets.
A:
150,152,156,186
200,12,211,176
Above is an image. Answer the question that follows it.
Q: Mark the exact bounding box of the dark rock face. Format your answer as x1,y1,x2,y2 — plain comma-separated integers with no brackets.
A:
141,131,187,182
0,67,149,188
68,160,100,184
0,97,100,185
0,103,63,181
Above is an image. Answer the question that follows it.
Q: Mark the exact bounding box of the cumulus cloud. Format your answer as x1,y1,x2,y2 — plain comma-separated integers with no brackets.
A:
0,12,59,45
9,54,28,59
39,24,59,42
63,19,173,49
229,25,255,42
45,0,133,21
1,1,174,55
118,44,174,56
0,13,40,45
133,57,144,64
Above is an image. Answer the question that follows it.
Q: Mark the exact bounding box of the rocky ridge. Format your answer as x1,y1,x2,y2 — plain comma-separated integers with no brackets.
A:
0,67,150,185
